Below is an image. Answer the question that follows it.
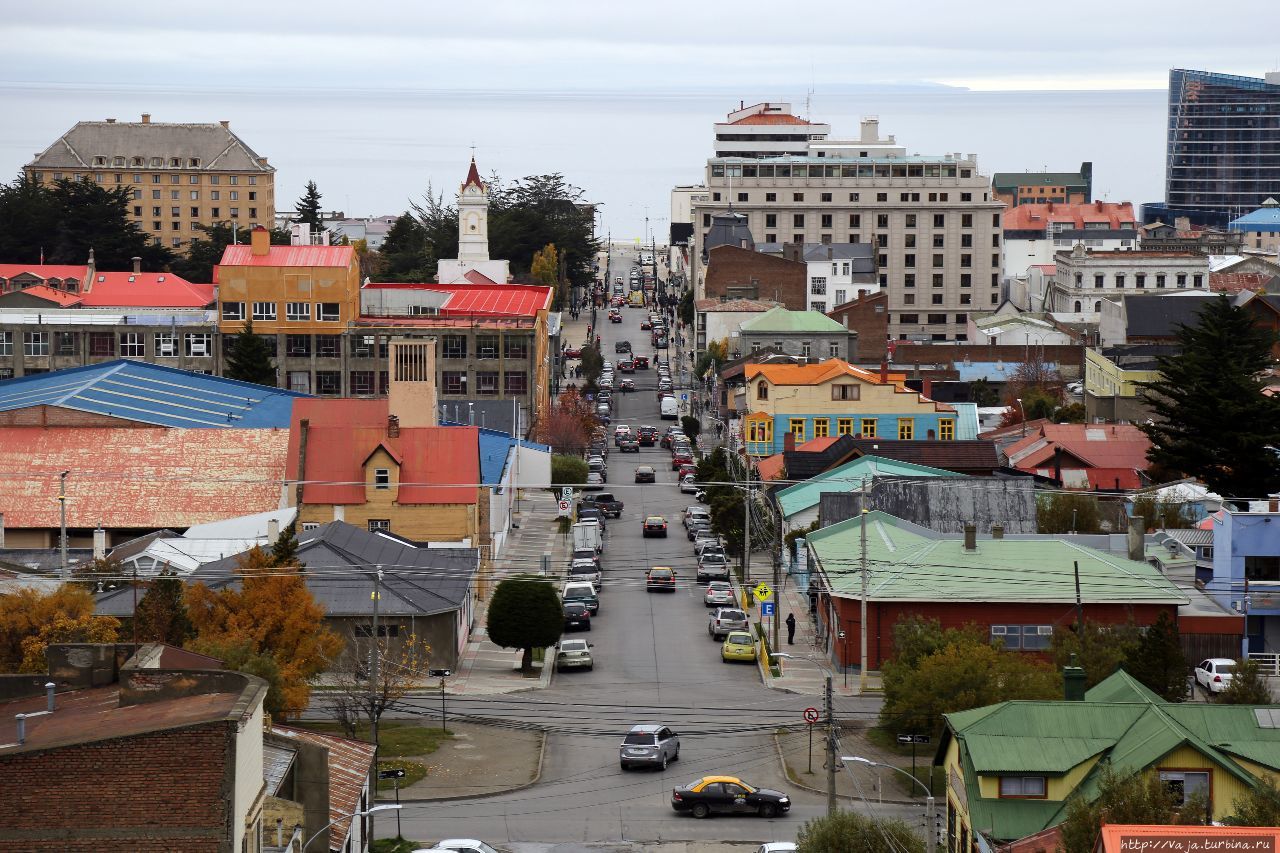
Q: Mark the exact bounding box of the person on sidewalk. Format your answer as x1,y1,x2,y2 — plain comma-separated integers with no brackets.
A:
786,612,797,645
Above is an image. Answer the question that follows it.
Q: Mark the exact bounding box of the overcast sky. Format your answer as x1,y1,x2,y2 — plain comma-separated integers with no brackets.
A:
3,1,1278,238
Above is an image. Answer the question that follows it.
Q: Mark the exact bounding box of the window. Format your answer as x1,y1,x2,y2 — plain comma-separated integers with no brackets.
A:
756,381,768,400
793,193,804,202
1156,274,1166,288
793,214,805,228
504,337,530,359
351,370,375,395
897,417,914,440
211,190,220,200
961,213,973,228
316,370,341,394
877,192,887,202
765,213,777,228
1116,274,1126,289
849,214,861,227
281,301,314,323
316,335,341,358
1095,274,1105,289
905,294,916,305
905,274,916,288
1159,770,1209,807
933,214,945,228
877,214,889,228
737,193,748,203
222,301,245,321
476,335,499,359
368,519,391,533
939,419,954,441
252,301,277,321
287,371,310,393
442,370,467,394
318,303,341,322
185,333,212,357
476,371,500,396
746,418,773,444
813,418,830,439
1245,556,1280,582
765,193,777,202
810,277,827,295
933,254,944,268
120,332,144,358
837,417,854,436
24,332,49,356
374,468,391,490
991,625,1053,650
789,418,806,442
831,384,860,401
1176,273,1187,287
1193,274,1204,288
155,333,177,357
286,334,311,356
820,192,832,202
504,371,529,395
859,417,877,438
820,214,833,228
829,341,840,358
999,776,1047,798
0,331,10,356
442,335,467,359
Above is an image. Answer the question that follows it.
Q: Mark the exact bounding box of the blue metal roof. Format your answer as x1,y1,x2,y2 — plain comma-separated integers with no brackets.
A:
476,427,549,485
1230,205,1280,234
0,360,307,428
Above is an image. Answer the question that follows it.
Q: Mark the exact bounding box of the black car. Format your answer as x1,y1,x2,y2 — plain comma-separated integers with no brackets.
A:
637,426,658,446
670,776,791,819
615,340,632,353
563,601,592,631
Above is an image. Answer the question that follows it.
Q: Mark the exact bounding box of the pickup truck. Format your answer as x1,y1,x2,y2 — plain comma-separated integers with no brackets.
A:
582,492,624,518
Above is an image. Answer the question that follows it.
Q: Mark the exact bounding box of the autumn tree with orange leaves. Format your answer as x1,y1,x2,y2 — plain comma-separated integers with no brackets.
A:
0,585,120,673
185,537,342,717
535,386,598,454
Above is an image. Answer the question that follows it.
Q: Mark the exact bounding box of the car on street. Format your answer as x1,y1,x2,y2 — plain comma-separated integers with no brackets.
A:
619,359,635,373
756,844,798,853
642,515,668,536
704,581,736,607
694,536,724,556
562,581,599,615
671,450,693,469
721,631,757,662
678,463,696,480
641,318,653,330
1195,658,1237,693
708,608,749,640
586,457,606,477
637,425,658,445
615,341,631,353
584,472,605,490
569,557,602,588
661,428,685,448
563,346,582,359
619,378,636,392
685,506,711,527
697,553,730,582
619,437,640,452
556,638,594,672
688,524,713,544
563,601,592,631
1066,381,1084,395
416,840,504,853
619,724,681,771
595,406,611,423
613,424,632,443
680,474,700,493
646,566,676,592
635,465,656,483
570,548,600,568
633,356,649,369
609,311,622,323
583,492,622,518
670,776,791,819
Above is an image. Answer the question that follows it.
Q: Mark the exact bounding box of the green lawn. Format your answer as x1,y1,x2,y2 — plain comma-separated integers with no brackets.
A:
376,758,427,793
370,838,424,853
296,721,451,757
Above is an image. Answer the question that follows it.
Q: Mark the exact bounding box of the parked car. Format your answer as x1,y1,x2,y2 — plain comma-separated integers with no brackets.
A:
704,581,736,608
619,724,681,771
635,465,656,483
694,537,724,557
721,630,757,662
562,581,599,615
584,472,605,490
670,776,790,818
646,566,676,592
570,548,600,568
556,638,594,671
569,557,602,588
679,475,700,494
697,553,730,582
1195,658,1237,693
417,840,504,853
583,492,622,518
563,601,592,631
684,506,711,528
709,608,749,640
643,515,668,536
671,450,693,469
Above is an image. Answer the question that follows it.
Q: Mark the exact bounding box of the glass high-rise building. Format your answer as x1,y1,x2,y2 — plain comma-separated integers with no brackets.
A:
1165,69,1280,222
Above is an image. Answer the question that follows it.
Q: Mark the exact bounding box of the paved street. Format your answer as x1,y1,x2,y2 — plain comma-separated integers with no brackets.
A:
380,246,913,848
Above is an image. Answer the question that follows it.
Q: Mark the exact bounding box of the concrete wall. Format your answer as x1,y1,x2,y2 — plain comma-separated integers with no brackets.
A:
818,477,1038,534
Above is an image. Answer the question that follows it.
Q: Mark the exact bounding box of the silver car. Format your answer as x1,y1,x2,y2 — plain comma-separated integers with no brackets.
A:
704,581,736,607
708,607,749,640
619,724,680,771
556,638,594,671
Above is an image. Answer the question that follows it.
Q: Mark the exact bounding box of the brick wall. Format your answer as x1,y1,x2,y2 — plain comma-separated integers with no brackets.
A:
0,406,151,428
0,722,234,852
704,245,807,310
890,342,1084,369
828,292,888,362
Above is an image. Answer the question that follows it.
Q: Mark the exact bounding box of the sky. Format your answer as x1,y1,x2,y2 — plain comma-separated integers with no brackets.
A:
2,0,1278,240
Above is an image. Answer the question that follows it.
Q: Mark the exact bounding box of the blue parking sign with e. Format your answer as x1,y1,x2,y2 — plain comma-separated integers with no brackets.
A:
681,393,687,401
761,601,775,616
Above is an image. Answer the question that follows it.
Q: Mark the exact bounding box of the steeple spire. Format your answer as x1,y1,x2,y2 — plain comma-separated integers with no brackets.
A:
463,157,483,191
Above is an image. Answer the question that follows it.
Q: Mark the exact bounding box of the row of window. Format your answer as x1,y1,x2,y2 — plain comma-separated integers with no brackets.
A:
135,206,257,219
439,370,529,396
749,341,843,359
1069,271,1204,289
746,416,955,443
0,330,212,358
128,188,256,201
989,771,1207,806
36,170,259,185
715,212,1001,230
897,313,971,326
222,302,342,323
439,335,531,360
710,162,974,180
715,189,980,204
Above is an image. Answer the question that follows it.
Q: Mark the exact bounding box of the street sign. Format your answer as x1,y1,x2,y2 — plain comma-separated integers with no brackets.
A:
378,768,407,780
586,393,594,401
761,601,775,616
753,582,773,601
681,393,688,401
897,734,931,745
560,487,573,500
803,707,820,724
557,499,571,516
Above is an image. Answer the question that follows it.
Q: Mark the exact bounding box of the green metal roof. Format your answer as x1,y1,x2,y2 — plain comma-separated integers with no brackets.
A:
963,735,1113,773
806,511,1189,604
991,171,1090,190
775,455,963,517
738,306,849,334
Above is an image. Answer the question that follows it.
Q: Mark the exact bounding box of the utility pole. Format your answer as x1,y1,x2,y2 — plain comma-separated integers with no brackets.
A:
58,471,69,579
825,676,837,816
927,792,938,853
743,457,752,586
772,502,781,654
369,566,382,841
1073,560,1083,630
859,507,868,692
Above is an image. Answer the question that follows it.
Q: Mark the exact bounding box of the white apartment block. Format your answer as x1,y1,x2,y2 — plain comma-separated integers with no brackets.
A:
800,243,878,313
1045,244,1211,317
692,115,1005,341
713,102,830,157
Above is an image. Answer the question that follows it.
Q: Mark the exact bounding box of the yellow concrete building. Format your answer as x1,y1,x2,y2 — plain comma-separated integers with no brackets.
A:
25,114,275,252
936,670,1280,851
1083,345,1167,423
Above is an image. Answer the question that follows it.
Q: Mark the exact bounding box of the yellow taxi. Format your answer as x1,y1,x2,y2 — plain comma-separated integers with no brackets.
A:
721,630,756,663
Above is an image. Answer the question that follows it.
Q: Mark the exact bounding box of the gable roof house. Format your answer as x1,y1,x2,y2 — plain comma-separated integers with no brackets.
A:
937,669,1280,846
1004,423,1153,491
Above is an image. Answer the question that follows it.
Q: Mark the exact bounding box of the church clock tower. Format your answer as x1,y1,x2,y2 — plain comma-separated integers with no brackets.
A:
457,157,490,263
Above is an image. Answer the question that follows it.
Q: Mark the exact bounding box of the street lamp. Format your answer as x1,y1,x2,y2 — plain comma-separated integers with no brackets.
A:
302,804,402,851
842,756,936,853
1015,396,1026,437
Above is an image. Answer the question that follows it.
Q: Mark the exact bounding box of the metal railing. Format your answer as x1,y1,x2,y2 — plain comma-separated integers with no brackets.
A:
1249,653,1280,676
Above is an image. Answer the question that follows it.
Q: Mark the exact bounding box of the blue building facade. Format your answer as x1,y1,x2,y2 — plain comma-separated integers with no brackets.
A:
1205,509,1280,655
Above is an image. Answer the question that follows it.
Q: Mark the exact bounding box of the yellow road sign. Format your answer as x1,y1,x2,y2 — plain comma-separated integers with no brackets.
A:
753,583,773,602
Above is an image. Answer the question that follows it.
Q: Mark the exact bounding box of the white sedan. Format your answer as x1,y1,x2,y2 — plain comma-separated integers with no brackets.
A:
415,842,503,853
557,639,594,672
680,474,700,494
1194,658,1236,693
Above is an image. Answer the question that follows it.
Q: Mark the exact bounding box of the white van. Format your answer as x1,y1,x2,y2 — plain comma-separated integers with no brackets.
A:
660,396,679,420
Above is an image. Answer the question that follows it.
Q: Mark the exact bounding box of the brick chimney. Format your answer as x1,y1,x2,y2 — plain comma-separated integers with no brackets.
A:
141,113,151,124
963,523,977,551
131,256,141,274
784,431,796,453
250,225,270,257
879,359,888,383
387,415,400,438
922,379,933,399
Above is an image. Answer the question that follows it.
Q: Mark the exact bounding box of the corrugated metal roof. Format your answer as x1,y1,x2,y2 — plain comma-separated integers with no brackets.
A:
440,284,552,316
0,361,306,428
777,455,963,517
81,271,214,308
740,306,849,334
263,741,297,796
0,264,89,280
271,724,376,852
807,510,1188,604
0,427,290,529
219,244,355,268
11,284,82,306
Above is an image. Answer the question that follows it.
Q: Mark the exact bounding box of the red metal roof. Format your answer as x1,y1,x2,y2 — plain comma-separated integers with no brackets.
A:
1005,423,1151,482
1003,201,1137,232
0,427,289,529
0,264,89,281
218,244,355,268
360,282,552,318
81,271,214,308
463,157,484,190
288,399,479,505
1211,272,1274,294
14,284,83,306
271,724,376,851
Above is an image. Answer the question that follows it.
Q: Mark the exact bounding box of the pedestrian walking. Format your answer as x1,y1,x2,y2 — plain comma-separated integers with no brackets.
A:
786,612,797,645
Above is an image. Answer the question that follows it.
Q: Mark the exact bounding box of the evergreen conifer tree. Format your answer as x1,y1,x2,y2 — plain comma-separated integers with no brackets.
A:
224,320,276,386
293,180,326,238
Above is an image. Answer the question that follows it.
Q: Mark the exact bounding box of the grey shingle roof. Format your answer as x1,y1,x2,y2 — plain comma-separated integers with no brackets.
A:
1123,294,1215,338
801,243,875,266
26,119,274,173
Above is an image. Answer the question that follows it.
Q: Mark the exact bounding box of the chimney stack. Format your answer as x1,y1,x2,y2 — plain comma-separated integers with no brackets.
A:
991,524,1004,540
131,256,141,274
1127,514,1144,562
92,527,106,560
1064,656,1086,701
141,113,151,124
387,415,400,438
220,120,230,129
922,379,933,400
879,359,888,383
963,523,977,551
250,225,270,257
784,431,796,453
105,118,116,124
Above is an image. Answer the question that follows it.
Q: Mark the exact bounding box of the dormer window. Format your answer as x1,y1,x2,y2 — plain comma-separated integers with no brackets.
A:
374,468,391,490
150,157,161,167
756,381,768,400
93,156,106,166
169,158,180,167
131,157,143,167
113,157,125,167
188,158,199,167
